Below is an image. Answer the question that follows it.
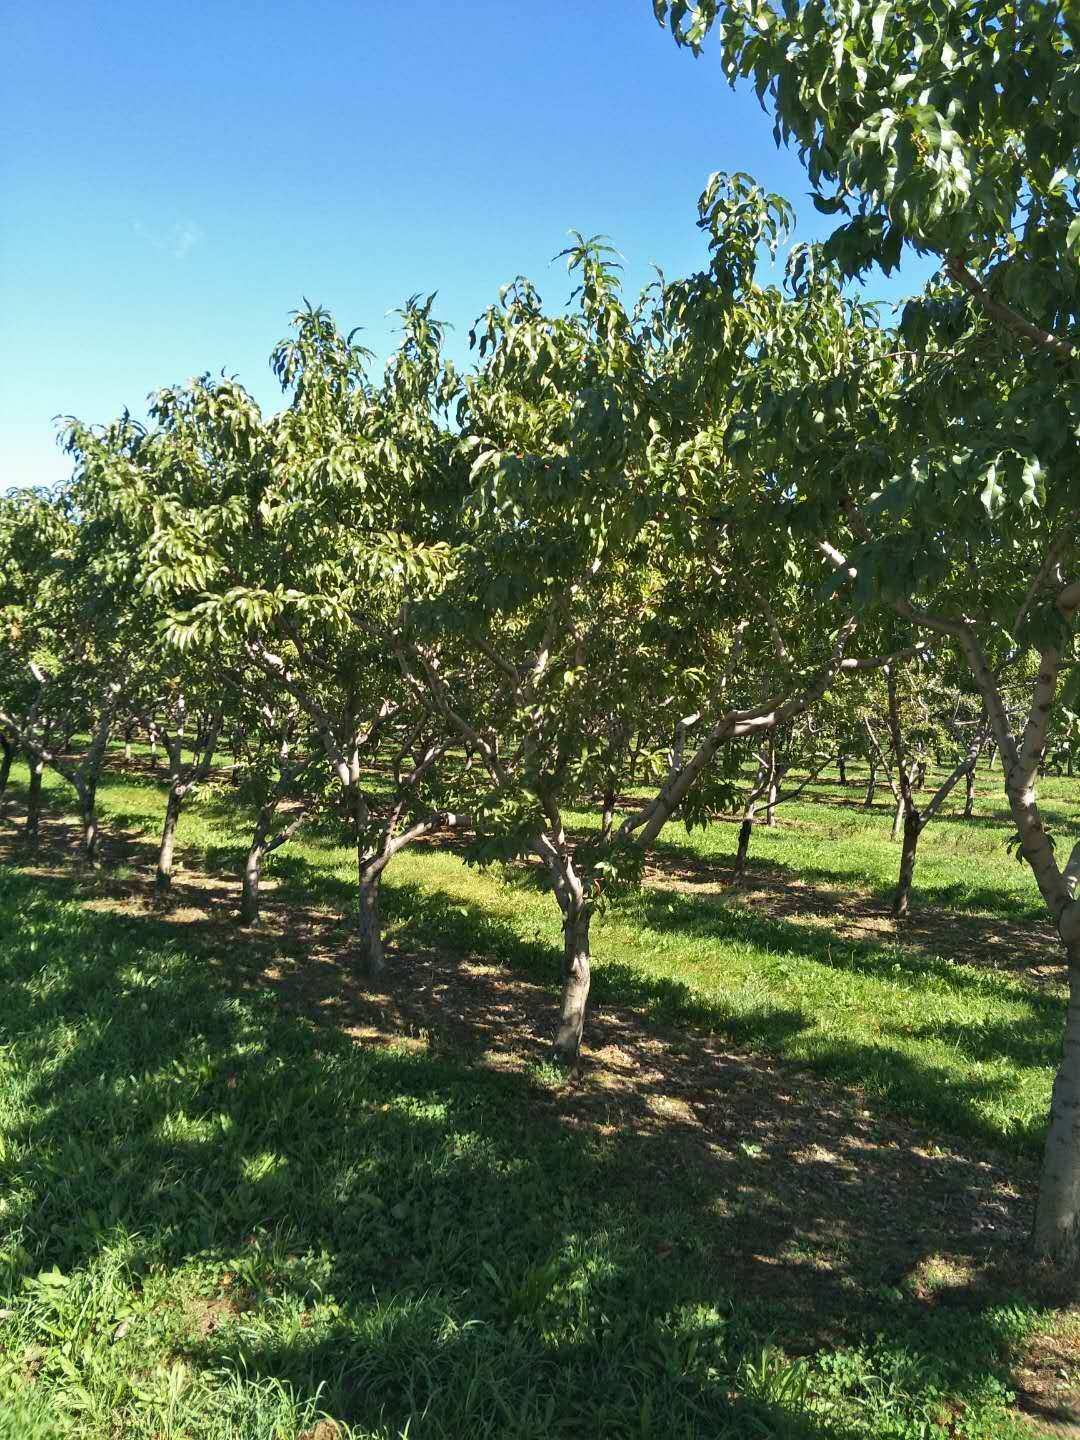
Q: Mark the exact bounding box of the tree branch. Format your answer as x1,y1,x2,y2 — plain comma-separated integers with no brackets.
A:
945,257,1076,359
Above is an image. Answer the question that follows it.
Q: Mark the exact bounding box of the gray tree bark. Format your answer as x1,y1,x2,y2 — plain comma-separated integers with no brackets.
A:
891,789,905,842
734,816,754,875
553,903,592,1064
25,757,43,844
1035,951,1080,1268
80,783,100,865
156,786,183,891
765,744,778,828
240,838,266,926
357,861,385,976
0,736,13,814
888,587,1080,1267
893,806,921,918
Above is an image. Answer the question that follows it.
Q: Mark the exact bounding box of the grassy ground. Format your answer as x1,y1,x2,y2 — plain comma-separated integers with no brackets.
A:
1,753,1078,1438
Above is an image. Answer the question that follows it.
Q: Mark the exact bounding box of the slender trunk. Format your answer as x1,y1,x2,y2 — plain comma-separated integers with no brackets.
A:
553,904,592,1064
891,789,904,842
964,766,976,819
156,787,183,891
1034,953,1080,1267
765,746,778,829
863,763,877,808
239,798,276,926
734,817,753,876
240,840,266,926
357,860,385,976
25,757,43,844
69,768,101,864
735,761,766,876
893,808,921,918
838,754,847,786
0,737,13,811
601,787,616,844
82,806,100,864
81,797,100,864
985,741,996,771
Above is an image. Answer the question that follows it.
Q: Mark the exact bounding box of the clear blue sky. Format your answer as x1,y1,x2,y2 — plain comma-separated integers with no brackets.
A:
2,1,930,490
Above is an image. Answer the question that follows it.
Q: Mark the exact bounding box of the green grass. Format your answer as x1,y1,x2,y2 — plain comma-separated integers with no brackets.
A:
0,755,1077,1437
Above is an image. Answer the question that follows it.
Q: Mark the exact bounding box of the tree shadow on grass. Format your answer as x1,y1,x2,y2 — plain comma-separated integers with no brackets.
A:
0,861,1066,1437
642,839,1060,974
0,794,1060,1169
798,783,1079,837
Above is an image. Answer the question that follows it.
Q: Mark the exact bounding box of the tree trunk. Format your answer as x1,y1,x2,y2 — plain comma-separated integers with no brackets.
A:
239,841,266,925
985,741,996,771
601,786,616,844
838,754,847,786
891,789,904,842
734,817,753,876
357,862,385,976
963,766,976,819
553,904,592,1064
765,753,778,829
156,787,183,891
238,798,278,926
25,757,43,844
81,798,100,864
893,808,921,918
863,763,877,808
1034,953,1080,1267
0,737,13,812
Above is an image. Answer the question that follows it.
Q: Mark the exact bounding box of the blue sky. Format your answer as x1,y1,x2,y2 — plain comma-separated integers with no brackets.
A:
2,1,931,490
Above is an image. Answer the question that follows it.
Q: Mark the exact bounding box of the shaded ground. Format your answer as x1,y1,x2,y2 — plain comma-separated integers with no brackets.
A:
642,849,1065,988
4,780,1080,1432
